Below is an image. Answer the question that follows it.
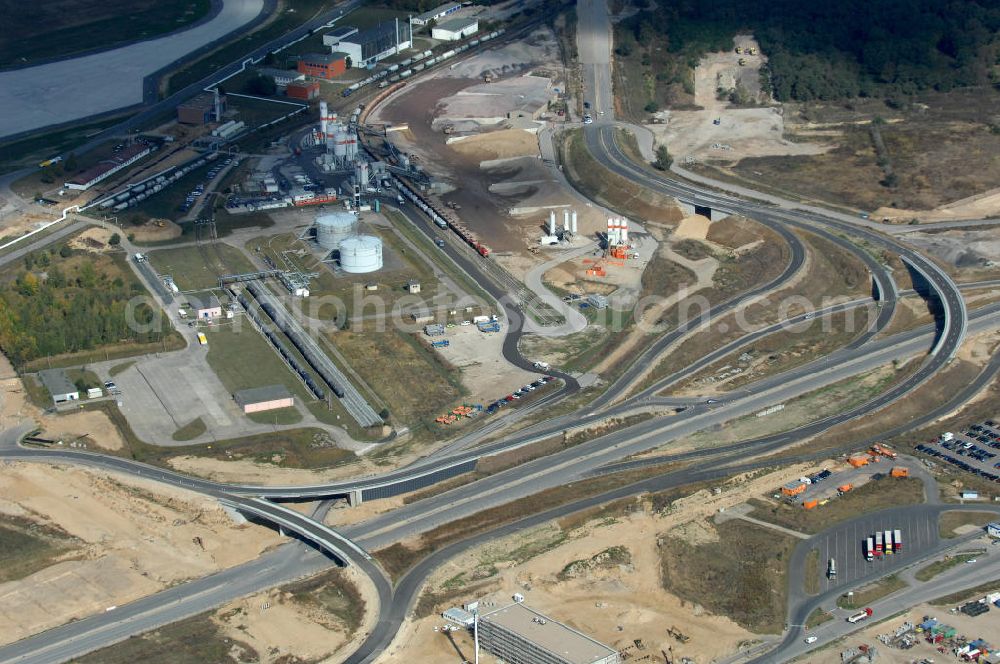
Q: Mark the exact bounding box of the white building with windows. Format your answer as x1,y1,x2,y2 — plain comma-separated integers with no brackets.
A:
431,17,479,42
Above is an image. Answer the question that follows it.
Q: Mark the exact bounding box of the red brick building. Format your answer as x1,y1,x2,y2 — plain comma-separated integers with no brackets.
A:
297,53,348,80
286,80,321,100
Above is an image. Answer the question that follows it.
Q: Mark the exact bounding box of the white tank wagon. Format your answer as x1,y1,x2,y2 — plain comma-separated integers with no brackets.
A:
339,235,383,273
315,211,357,249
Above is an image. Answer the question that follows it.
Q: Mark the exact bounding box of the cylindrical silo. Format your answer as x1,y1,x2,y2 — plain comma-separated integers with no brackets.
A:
339,235,383,273
333,131,349,157
316,211,356,250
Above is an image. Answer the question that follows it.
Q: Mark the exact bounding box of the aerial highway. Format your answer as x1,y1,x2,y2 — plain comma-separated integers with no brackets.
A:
0,3,992,663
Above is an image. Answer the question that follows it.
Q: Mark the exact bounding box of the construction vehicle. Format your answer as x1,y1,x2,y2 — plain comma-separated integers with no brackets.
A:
890,466,909,478
748,46,758,55
847,608,873,623
735,46,743,54
873,443,897,459
431,340,450,348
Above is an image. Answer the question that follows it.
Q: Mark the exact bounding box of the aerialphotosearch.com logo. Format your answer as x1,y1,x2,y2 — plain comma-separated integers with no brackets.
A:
123,284,878,339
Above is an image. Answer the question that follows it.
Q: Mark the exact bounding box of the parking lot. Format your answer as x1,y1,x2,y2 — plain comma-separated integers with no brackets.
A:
807,506,941,594
916,419,1000,483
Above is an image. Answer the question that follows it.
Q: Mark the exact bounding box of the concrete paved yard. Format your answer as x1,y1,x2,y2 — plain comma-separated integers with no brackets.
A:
0,0,264,138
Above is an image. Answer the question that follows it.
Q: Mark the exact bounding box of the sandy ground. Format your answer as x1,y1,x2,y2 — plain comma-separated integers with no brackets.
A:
646,36,831,165
674,214,711,240
166,454,380,486
0,462,280,645
66,225,114,251
874,185,1000,222
128,218,184,242
447,128,541,160
807,602,1000,664
41,408,126,451
385,463,835,664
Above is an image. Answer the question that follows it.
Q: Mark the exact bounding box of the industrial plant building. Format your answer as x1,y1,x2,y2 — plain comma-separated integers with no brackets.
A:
188,293,223,319
412,2,462,26
234,385,294,414
38,369,80,405
286,80,321,100
478,603,621,664
254,67,305,89
64,143,152,191
177,91,226,125
322,20,412,68
431,17,479,41
297,53,348,80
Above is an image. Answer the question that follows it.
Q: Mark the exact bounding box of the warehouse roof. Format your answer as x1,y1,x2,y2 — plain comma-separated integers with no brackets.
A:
435,17,478,32
38,369,78,397
325,25,359,41
481,603,618,664
300,52,347,65
234,384,292,405
187,293,221,310
416,2,462,22
255,67,303,81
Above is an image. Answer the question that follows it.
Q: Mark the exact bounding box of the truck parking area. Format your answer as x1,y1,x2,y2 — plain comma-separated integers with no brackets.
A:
915,420,1000,484
807,507,940,594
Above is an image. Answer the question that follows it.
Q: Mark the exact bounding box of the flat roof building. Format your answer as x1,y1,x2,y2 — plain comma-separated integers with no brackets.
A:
324,20,412,68
234,385,294,414
432,17,479,41
987,522,1000,538
478,603,621,664
286,80,321,100
187,293,223,319
255,67,305,89
412,2,462,26
298,52,348,80
38,369,80,404
177,91,226,125
64,143,153,191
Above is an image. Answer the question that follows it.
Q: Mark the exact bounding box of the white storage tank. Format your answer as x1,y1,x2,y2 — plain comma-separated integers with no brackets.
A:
339,235,383,273
316,211,356,249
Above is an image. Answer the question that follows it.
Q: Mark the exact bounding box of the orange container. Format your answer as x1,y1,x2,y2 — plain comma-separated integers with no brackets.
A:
803,499,819,510
848,454,870,468
837,483,853,493
890,466,909,478
782,482,806,496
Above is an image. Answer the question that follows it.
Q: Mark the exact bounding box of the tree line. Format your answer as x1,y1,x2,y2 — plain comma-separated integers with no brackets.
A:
0,247,170,367
620,0,1000,102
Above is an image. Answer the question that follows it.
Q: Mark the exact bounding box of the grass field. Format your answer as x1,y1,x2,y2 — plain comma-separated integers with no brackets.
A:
939,511,994,538
806,608,834,628
147,243,255,291
915,553,979,582
562,129,683,225
0,516,79,584
837,574,907,609
1,0,210,67
659,520,796,634
721,90,1000,213
284,569,367,635
0,116,124,174
748,478,925,535
803,549,820,595
171,417,206,441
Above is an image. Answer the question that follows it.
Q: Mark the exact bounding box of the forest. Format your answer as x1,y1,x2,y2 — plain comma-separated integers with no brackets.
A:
0,246,171,367
618,0,1000,101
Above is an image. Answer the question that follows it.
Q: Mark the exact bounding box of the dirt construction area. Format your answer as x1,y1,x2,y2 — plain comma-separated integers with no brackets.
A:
0,462,279,645
380,463,835,664
431,324,537,404
647,35,831,165
369,27,612,259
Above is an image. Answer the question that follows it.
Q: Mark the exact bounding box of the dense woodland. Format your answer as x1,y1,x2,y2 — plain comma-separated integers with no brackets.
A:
618,0,1000,102
0,247,170,367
